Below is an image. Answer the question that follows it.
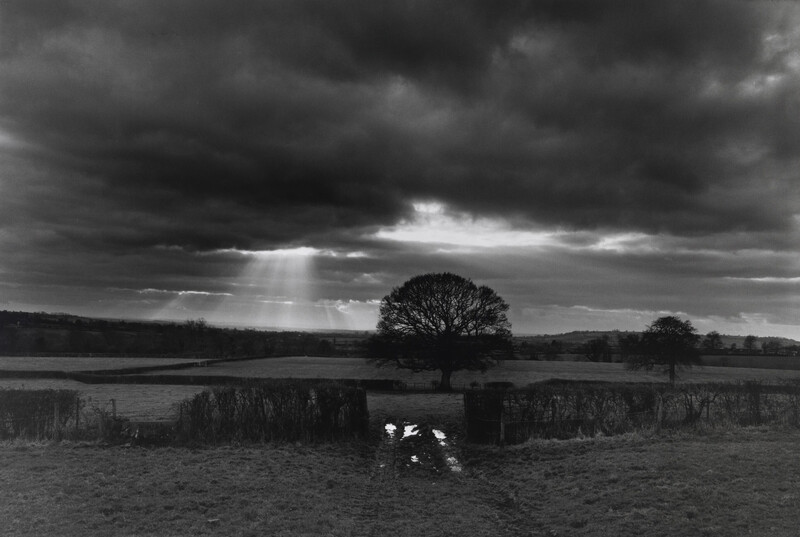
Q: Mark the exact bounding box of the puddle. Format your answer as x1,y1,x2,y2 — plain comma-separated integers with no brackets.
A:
381,420,462,474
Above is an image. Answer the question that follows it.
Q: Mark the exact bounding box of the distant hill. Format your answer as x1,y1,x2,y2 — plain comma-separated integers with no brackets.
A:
0,310,357,357
514,330,800,355
2,309,797,358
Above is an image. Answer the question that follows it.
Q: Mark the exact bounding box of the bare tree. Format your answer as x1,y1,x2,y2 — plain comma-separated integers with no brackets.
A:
370,272,512,391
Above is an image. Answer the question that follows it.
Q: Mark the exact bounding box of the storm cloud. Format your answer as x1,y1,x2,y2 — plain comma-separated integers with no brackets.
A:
1,0,798,335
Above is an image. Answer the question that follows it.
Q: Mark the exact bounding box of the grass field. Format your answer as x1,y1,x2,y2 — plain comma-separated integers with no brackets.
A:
5,356,800,422
3,426,800,536
0,356,200,371
142,356,800,386
0,379,205,421
5,359,800,536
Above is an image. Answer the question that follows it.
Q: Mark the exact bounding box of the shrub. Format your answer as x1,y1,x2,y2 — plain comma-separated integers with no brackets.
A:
465,380,800,444
0,389,79,440
175,380,368,444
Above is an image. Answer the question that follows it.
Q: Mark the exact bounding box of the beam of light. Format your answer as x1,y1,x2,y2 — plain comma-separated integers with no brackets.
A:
214,247,319,329
142,245,380,330
203,251,380,330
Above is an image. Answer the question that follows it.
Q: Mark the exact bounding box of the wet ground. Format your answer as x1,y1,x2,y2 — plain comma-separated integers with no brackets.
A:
374,419,462,479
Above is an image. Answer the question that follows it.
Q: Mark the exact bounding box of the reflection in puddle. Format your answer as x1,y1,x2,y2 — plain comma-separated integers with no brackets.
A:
383,420,462,473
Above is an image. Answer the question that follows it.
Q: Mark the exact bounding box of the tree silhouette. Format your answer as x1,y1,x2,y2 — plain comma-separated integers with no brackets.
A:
370,272,512,391
702,331,723,351
625,316,701,384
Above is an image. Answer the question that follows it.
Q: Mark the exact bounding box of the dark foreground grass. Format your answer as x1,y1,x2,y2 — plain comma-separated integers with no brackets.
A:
3,426,800,536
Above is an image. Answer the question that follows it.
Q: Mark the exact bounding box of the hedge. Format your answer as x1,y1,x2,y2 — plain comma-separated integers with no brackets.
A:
174,380,369,443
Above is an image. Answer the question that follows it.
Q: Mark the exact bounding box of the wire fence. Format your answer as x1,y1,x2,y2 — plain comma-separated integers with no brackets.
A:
0,389,165,442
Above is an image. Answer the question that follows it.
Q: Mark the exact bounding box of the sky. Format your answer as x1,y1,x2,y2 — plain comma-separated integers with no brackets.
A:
1,0,799,338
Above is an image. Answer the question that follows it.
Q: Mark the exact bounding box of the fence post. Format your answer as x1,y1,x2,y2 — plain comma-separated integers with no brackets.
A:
75,398,80,431
54,402,60,439
111,399,116,419
498,399,506,447
655,394,663,432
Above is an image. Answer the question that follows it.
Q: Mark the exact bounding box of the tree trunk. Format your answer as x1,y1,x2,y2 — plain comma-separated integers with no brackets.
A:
439,369,453,392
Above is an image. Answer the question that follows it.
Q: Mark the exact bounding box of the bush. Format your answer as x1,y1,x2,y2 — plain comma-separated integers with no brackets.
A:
175,380,369,444
335,378,407,391
0,389,79,440
483,381,515,391
465,380,800,444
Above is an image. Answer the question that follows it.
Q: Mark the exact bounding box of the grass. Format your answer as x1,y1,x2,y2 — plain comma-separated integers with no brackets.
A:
0,380,205,421
4,356,800,422
3,425,800,536
3,356,800,535
0,356,199,371
463,427,800,536
142,356,800,386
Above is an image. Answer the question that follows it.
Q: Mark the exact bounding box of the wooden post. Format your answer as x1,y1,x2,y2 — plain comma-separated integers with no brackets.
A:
54,402,60,439
111,399,116,419
655,394,662,432
75,398,80,430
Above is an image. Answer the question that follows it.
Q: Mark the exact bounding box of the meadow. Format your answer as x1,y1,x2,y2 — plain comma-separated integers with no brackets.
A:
5,355,800,536
4,356,800,421
3,427,800,536
140,355,800,387
0,379,205,422
0,356,200,371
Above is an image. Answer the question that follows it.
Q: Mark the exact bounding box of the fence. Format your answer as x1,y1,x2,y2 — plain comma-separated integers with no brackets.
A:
0,389,130,441
464,381,800,445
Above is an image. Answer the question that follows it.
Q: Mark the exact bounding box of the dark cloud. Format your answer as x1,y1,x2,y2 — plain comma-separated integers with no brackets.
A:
1,0,798,334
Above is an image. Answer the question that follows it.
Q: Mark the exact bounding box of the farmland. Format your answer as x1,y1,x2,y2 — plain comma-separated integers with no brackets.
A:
0,379,205,421
3,427,800,536
5,355,800,536
0,356,200,371
4,355,800,422
141,355,800,386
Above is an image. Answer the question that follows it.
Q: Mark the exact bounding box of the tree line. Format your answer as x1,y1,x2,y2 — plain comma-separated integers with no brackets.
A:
0,311,342,357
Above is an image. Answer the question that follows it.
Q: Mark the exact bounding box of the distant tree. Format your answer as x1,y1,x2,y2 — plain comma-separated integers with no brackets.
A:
584,335,613,362
743,335,758,352
702,331,724,351
316,339,335,356
545,339,564,360
762,340,782,356
617,333,641,362
369,272,512,391
625,316,701,384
